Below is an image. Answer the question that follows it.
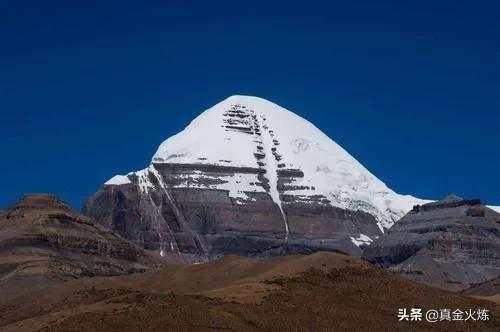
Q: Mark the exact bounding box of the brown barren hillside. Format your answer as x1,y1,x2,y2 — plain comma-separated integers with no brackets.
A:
0,194,159,303
0,252,498,332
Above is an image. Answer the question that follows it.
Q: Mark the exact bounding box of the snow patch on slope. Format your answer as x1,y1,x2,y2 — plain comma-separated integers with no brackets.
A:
173,171,262,203
350,234,374,247
105,175,131,185
104,166,156,193
489,206,500,213
104,164,263,204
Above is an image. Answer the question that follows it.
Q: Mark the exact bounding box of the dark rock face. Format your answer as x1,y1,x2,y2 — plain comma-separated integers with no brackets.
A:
0,194,158,302
84,163,382,262
363,196,500,291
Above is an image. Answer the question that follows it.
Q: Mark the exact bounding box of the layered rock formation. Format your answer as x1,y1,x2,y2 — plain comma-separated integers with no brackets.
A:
0,193,157,302
363,195,500,291
84,96,426,261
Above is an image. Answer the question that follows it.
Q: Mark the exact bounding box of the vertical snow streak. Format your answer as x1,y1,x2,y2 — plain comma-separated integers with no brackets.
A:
136,170,171,257
255,112,290,240
137,172,179,256
149,165,209,259
153,206,166,257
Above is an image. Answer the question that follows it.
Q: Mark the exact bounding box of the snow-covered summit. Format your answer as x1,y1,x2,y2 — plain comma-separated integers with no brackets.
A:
153,95,307,166
105,95,429,230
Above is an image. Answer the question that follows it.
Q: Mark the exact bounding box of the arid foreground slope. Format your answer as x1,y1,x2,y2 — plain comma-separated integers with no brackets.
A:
0,252,498,332
464,277,500,304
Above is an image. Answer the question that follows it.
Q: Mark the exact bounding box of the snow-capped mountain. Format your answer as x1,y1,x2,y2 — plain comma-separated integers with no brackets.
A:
85,96,428,260
111,96,426,228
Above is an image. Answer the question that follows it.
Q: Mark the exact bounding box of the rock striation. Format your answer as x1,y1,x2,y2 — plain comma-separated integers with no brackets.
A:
0,193,157,302
363,195,500,291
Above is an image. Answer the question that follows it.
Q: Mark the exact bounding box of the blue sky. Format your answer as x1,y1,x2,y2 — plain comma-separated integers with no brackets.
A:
1,0,499,209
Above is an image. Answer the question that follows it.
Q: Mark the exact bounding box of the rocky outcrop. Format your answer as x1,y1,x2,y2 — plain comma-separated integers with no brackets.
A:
84,164,381,262
0,194,158,302
363,195,500,291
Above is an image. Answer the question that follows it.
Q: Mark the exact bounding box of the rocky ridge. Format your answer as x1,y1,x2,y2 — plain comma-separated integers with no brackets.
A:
363,195,500,291
0,193,158,302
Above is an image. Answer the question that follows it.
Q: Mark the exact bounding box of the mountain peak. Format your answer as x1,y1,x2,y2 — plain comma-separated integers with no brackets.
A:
110,97,428,230
440,193,464,203
223,94,273,102
220,95,284,110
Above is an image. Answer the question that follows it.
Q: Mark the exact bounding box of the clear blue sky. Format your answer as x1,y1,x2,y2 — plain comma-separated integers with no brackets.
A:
1,0,499,209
